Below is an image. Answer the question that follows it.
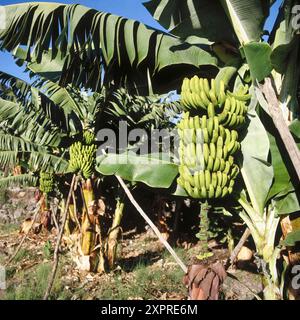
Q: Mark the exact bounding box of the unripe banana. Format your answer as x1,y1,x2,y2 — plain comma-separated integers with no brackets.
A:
227,91,251,102
235,100,241,115
201,186,207,198
224,161,231,175
208,184,215,199
213,157,220,172
199,170,205,188
209,90,218,105
223,112,233,127
189,117,194,129
203,128,209,143
203,143,209,164
200,91,210,107
209,143,216,159
211,130,219,144
195,129,204,144
182,78,189,92
207,103,215,118
213,116,219,132
230,165,239,179
231,130,238,143
211,79,217,97
230,97,236,113
217,171,222,186
228,113,238,127
207,156,214,171
227,157,233,167
193,187,201,198
185,180,193,196
207,118,214,136
211,172,218,188
194,116,201,129
221,186,229,198
220,158,226,171
218,80,226,105
205,170,211,189
223,144,228,159
219,125,225,141
215,185,222,198
194,172,200,189
224,129,231,146
216,145,223,159
203,78,210,97
221,173,228,188
201,115,207,129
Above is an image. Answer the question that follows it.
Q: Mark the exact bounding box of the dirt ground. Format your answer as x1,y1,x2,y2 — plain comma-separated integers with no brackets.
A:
0,222,263,300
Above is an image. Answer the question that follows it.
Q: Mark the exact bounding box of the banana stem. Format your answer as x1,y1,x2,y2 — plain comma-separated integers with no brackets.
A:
198,201,210,252
107,199,125,269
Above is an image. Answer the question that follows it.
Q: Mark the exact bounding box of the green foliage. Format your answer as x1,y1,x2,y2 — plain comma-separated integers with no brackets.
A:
0,3,217,95
4,263,64,300
96,152,178,189
281,230,300,247
0,174,38,189
243,42,273,81
144,0,272,45
106,89,181,130
43,241,53,260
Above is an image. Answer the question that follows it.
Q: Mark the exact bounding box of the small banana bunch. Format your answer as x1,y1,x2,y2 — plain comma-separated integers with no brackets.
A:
83,130,95,145
39,172,54,194
181,76,249,129
68,141,97,179
177,76,249,200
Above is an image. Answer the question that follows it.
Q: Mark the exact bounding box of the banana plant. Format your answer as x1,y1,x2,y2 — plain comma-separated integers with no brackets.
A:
140,0,300,299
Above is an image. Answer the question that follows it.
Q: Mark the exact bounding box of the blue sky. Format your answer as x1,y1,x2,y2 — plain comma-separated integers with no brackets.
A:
0,0,282,82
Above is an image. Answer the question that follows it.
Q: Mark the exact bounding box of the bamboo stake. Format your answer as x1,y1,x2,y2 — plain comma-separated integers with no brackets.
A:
259,78,300,182
116,176,188,274
43,174,77,300
228,228,251,267
50,202,59,232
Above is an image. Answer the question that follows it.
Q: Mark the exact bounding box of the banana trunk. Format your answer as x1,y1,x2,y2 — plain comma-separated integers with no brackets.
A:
81,179,97,256
107,200,125,269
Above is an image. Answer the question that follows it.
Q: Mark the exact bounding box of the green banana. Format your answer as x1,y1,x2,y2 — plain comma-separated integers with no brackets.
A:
207,156,214,171
208,103,215,118
203,143,210,164
205,170,211,189
213,157,220,172
199,170,205,188
208,184,215,199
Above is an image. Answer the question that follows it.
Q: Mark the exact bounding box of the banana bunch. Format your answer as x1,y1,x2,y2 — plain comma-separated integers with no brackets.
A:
83,130,95,145
217,97,248,129
181,76,250,129
181,76,225,111
177,76,249,199
68,141,97,179
177,127,240,199
39,172,54,194
177,112,240,154
177,165,239,199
